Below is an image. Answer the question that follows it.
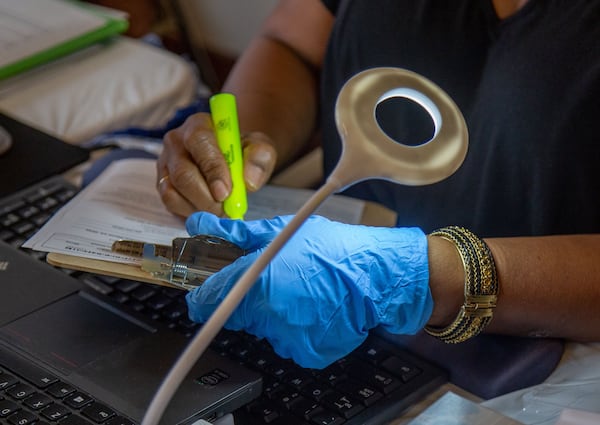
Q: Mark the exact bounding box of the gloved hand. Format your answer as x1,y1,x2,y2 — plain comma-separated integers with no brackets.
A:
185,212,433,369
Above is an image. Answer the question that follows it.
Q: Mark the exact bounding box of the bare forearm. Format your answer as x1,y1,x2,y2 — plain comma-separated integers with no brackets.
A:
222,0,333,170
428,233,600,341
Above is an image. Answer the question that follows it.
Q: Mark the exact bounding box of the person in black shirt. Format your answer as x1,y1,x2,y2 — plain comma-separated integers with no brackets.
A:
156,0,599,366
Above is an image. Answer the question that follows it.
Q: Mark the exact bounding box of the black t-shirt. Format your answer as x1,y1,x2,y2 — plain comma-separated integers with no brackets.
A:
319,0,599,237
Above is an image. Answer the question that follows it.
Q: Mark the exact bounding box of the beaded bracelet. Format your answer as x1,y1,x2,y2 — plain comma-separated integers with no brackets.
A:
424,226,499,343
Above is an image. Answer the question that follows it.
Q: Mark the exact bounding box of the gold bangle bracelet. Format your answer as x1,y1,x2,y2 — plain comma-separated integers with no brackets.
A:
424,226,499,343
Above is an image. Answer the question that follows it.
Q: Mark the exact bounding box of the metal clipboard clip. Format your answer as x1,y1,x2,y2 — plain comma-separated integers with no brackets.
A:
111,235,245,290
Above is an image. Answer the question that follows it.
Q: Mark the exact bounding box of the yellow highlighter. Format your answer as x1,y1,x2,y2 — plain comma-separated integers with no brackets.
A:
209,93,247,220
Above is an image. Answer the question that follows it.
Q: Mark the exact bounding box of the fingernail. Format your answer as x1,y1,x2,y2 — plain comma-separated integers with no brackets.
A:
245,163,265,191
210,180,230,202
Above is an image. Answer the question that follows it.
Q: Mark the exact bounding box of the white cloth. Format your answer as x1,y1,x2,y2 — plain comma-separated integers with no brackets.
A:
0,36,198,144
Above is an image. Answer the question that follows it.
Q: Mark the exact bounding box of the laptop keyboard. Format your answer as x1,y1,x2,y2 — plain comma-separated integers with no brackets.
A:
0,175,447,425
0,345,134,425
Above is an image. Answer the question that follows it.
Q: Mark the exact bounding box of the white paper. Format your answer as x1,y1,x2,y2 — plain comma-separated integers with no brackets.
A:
23,158,188,265
23,158,365,264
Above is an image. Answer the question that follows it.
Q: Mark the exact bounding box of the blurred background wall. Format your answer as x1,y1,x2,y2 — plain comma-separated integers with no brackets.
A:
85,0,278,92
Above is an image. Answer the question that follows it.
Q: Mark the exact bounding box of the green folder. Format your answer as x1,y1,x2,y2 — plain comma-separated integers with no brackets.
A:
0,1,129,80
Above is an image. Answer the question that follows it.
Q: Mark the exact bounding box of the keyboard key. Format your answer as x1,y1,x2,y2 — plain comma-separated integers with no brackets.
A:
32,211,53,227
301,381,332,402
7,409,38,424
23,392,53,410
161,304,187,321
80,274,114,295
352,364,401,395
250,352,281,374
41,403,70,421
126,299,145,312
18,205,39,219
96,275,122,285
146,294,172,310
354,344,390,366
284,370,314,390
0,399,20,417
55,188,77,203
338,379,383,407
270,386,303,409
13,221,34,235
266,360,295,381
47,381,76,398
131,286,156,302
7,382,36,400
115,280,141,293
1,212,19,227
37,196,58,211
110,291,130,304
0,373,18,390
290,398,321,421
262,377,283,400
322,391,364,419
380,355,421,382
315,364,347,388
308,408,345,425
64,391,94,409
81,401,116,422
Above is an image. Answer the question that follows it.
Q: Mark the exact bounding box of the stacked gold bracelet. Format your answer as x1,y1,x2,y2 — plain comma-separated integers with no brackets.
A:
424,226,499,343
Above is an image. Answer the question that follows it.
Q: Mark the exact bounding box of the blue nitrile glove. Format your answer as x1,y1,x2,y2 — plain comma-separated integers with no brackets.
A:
185,212,433,369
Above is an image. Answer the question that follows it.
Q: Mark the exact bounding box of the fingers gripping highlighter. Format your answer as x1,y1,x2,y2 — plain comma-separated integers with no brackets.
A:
210,93,248,220
141,68,469,424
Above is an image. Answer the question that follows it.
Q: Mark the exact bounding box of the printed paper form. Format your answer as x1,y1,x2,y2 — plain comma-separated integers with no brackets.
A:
0,0,107,68
23,158,365,264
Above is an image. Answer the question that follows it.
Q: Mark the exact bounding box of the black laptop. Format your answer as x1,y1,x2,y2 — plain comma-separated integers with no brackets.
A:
0,238,262,424
0,113,90,197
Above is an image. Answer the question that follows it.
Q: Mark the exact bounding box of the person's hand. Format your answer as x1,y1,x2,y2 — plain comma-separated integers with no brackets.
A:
185,212,433,369
157,112,277,217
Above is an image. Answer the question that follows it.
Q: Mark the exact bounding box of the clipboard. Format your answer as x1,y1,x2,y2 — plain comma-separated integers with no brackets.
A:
0,0,129,80
46,200,398,290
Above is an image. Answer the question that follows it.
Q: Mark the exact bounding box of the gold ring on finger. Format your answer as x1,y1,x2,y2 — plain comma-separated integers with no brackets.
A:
158,175,170,187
